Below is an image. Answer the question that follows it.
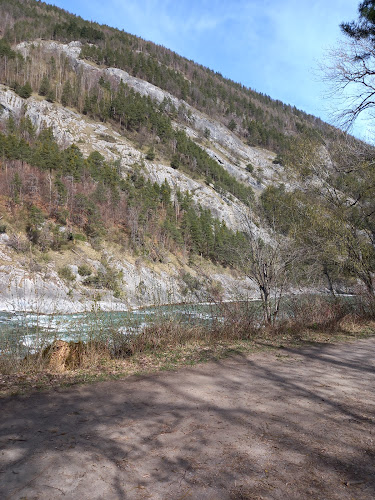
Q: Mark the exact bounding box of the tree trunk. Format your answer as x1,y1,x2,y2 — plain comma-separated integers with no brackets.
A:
323,263,336,298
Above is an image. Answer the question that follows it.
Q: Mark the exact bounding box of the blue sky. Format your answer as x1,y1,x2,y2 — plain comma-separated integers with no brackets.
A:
50,0,366,138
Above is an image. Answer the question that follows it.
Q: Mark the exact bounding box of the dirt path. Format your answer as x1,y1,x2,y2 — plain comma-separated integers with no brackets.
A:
1,338,375,500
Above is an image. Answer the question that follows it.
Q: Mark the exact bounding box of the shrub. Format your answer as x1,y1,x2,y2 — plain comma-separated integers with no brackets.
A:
228,119,236,131
284,295,351,333
145,147,155,160
7,233,29,252
73,233,86,242
273,154,283,165
83,275,101,288
55,209,68,225
180,271,201,295
78,264,92,277
58,266,76,282
83,261,123,296
98,134,116,143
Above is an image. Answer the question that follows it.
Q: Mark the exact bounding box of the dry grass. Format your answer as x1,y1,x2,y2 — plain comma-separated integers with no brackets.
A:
1,296,374,397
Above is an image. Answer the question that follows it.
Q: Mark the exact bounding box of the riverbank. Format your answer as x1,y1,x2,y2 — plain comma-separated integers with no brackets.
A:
1,313,374,398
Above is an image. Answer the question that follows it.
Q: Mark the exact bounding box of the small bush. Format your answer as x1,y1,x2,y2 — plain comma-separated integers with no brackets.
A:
273,154,283,165
180,272,201,296
58,266,76,282
83,275,101,288
82,261,123,296
0,224,6,233
285,295,351,333
78,264,92,277
73,233,86,242
98,133,116,143
145,147,155,161
7,233,29,252
55,209,68,225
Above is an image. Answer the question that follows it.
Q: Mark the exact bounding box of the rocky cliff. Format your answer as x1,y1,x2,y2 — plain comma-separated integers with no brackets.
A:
0,40,288,312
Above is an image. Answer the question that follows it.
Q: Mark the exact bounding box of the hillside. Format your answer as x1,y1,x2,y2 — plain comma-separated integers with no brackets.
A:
0,0,337,149
0,0,374,312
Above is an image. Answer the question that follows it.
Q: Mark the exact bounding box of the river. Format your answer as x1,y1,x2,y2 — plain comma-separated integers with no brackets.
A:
0,302,251,354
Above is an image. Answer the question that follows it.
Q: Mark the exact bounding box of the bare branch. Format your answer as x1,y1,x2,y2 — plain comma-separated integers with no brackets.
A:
322,38,375,130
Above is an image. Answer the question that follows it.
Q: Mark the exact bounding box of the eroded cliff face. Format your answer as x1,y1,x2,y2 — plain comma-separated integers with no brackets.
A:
0,230,257,313
0,40,290,311
15,41,285,185
0,246,261,313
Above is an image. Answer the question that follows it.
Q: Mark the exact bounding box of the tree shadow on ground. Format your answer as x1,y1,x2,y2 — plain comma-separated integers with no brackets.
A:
0,338,374,499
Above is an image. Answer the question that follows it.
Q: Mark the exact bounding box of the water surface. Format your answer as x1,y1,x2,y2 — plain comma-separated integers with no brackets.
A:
0,302,236,354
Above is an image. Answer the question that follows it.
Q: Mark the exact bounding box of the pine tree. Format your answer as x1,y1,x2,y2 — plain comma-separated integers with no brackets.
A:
228,119,236,132
18,82,33,99
145,146,155,161
39,75,50,96
46,87,55,103
61,81,72,107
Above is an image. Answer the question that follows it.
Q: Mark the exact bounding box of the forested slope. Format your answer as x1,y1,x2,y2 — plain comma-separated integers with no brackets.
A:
0,0,374,313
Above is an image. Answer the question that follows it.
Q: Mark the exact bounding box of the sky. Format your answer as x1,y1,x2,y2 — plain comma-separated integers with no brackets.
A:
49,0,367,139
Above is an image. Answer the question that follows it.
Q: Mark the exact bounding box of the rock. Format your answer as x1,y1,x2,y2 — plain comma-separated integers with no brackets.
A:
43,340,86,371
68,265,79,277
43,340,71,372
0,233,10,244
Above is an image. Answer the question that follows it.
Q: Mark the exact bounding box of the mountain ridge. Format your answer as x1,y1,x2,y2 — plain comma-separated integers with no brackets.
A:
0,0,371,312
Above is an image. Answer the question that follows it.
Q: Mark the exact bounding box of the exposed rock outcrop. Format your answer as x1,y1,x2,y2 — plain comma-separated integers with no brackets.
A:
0,40,282,312
42,339,86,371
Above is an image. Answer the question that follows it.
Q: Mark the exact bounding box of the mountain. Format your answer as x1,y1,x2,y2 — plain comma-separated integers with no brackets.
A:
0,0,373,312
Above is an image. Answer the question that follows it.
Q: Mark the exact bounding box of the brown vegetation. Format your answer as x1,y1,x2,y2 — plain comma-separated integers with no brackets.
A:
0,296,374,397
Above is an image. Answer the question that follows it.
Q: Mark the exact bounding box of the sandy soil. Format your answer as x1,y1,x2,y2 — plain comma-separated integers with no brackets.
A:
1,338,374,500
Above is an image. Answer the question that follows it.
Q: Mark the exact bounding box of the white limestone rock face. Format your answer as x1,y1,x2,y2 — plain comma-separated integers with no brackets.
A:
15,41,277,170
0,86,24,117
0,238,259,313
0,265,72,313
17,40,83,60
0,41,285,311
0,86,258,232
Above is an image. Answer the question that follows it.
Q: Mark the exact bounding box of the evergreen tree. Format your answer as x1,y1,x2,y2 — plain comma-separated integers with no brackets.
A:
33,128,60,171
228,119,236,131
61,81,72,107
62,144,84,179
46,87,55,103
18,82,33,99
341,1,375,41
145,146,155,161
39,75,50,96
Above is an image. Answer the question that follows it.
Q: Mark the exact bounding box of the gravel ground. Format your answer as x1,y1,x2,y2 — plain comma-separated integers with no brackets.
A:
1,337,374,499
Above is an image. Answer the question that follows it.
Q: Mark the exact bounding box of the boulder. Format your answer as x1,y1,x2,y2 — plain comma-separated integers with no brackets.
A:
43,339,85,372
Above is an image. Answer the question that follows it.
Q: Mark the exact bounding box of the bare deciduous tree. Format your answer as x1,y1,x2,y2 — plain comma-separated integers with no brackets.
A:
322,1,375,130
323,39,375,129
238,212,301,326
